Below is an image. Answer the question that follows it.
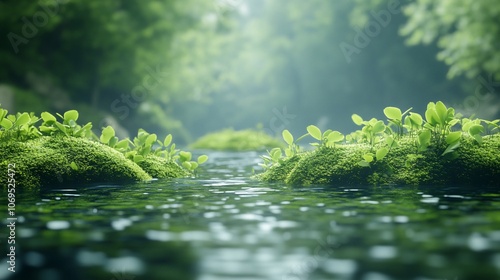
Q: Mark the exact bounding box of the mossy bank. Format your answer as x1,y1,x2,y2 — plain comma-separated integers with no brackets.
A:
258,134,500,186
0,106,205,190
190,128,284,151
258,102,500,186
0,136,190,189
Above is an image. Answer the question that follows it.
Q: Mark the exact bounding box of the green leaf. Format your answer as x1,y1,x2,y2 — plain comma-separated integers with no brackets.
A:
358,160,370,167
442,141,460,156
115,139,130,150
63,110,79,122
197,155,208,164
74,122,93,137
327,131,344,143
418,130,431,152
322,129,333,138
351,114,364,126
100,126,115,144
435,101,448,124
39,125,55,133
282,129,294,145
41,112,57,123
179,151,192,162
163,134,172,147
70,161,79,171
362,153,374,163
462,121,473,133
0,109,7,121
15,113,30,126
145,134,157,147
68,119,77,128
270,148,282,161
372,121,386,134
446,107,456,122
189,161,199,170
55,122,69,136
472,134,483,145
307,125,322,140
182,161,192,170
109,136,118,148
409,113,423,127
468,124,484,135
449,119,460,128
1,118,13,129
133,155,144,163
445,131,462,145
425,102,439,126
376,147,389,161
383,107,402,121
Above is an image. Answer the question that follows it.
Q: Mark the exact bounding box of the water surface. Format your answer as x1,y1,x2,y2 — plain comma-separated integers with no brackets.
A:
1,151,500,280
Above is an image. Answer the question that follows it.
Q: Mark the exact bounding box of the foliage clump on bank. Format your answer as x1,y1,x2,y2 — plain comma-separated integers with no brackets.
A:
0,106,207,189
190,128,285,151
257,102,500,186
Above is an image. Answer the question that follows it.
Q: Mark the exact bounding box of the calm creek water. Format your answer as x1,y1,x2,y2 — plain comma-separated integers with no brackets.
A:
1,151,500,280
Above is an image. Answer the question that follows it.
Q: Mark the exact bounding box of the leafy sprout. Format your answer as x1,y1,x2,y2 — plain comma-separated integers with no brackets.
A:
260,101,499,171
0,104,207,174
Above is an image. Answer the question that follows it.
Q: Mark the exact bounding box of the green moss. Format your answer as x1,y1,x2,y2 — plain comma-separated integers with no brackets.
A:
0,136,151,189
257,154,303,182
259,134,500,186
137,155,190,179
285,144,373,185
190,128,285,151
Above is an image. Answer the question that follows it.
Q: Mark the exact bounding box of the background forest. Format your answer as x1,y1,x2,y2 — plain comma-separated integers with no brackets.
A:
1,0,499,144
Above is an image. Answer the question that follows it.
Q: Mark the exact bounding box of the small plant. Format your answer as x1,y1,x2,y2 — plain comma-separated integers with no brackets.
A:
383,106,412,137
403,112,423,137
351,115,386,149
260,128,306,170
460,117,485,145
0,104,206,174
100,127,208,172
39,110,93,138
0,105,42,141
307,125,344,148
423,101,460,146
282,129,302,157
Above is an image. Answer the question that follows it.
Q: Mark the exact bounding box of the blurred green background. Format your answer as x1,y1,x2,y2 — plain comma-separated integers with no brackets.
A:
1,0,499,144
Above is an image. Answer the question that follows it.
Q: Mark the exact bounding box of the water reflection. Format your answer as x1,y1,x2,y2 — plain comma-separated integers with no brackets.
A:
1,151,499,280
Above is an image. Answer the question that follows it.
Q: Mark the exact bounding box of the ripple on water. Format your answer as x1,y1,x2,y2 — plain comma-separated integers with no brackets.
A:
106,256,144,274
46,220,70,230
369,245,397,259
322,259,357,275
111,218,132,231
145,230,176,241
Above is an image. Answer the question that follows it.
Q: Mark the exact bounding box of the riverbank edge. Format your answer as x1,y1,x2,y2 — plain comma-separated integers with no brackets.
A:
0,136,188,189
257,134,500,186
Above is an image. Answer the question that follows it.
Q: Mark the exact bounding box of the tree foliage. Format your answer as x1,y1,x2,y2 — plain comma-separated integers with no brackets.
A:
400,0,500,79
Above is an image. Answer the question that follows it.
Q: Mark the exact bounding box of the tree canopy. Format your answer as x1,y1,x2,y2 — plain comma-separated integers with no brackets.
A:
400,0,500,79
1,0,498,142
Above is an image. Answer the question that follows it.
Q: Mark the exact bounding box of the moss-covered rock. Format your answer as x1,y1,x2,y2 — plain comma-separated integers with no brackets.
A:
137,155,190,179
0,136,152,189
258,134,500,186
190,128,285,151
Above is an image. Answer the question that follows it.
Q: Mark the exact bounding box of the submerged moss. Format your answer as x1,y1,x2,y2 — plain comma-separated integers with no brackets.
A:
190,128,285,151
0,136,152,189
259,134,500,186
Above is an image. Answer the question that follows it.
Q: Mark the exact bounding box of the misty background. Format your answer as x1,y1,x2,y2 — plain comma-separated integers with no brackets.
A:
1,0,499,144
